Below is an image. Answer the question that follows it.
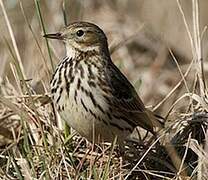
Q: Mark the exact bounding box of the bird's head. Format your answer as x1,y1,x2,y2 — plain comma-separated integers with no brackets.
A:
44,22,108,54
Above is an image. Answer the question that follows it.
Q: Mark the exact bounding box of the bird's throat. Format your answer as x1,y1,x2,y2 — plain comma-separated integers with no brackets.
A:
66,44,77,59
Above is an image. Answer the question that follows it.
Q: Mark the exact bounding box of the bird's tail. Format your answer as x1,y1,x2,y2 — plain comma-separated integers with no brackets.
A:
146,109,165,132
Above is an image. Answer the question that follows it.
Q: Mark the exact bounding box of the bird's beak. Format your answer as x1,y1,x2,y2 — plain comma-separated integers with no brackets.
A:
43,33,64,40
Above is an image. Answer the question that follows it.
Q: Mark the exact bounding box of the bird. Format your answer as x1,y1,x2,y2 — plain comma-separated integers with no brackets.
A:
44,21,163,144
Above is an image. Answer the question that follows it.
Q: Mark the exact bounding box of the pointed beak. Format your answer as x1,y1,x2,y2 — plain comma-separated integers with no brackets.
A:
43,33,64,40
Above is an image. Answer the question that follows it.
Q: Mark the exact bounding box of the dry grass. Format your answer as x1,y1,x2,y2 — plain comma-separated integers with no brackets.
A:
0,0,208,179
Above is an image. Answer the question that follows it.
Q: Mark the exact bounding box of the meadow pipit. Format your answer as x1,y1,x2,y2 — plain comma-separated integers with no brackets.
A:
44,22,163,144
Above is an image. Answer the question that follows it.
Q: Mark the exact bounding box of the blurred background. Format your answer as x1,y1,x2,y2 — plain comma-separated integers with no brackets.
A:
1,0,208,115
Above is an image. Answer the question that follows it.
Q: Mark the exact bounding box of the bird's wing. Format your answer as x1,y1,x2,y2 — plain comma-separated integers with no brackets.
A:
105,62,157,132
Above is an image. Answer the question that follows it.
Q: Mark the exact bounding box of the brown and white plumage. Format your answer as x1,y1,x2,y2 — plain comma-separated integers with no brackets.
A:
44,22,163,143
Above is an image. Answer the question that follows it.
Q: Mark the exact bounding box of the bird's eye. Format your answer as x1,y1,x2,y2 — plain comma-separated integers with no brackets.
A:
76,30,84,37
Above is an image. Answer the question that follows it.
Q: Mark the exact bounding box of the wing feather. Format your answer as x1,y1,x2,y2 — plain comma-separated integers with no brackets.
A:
105,62,156,132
